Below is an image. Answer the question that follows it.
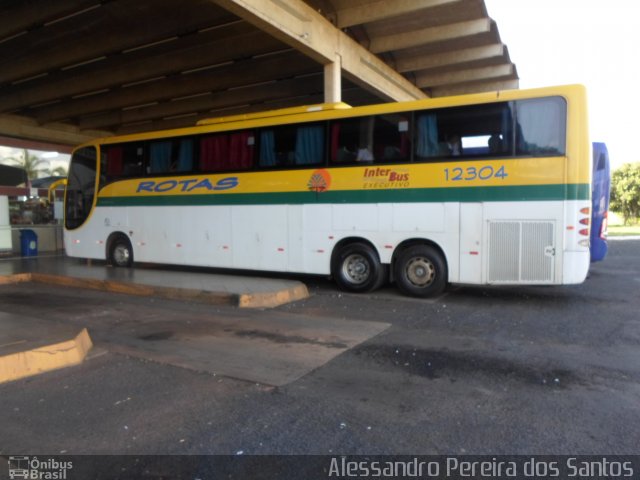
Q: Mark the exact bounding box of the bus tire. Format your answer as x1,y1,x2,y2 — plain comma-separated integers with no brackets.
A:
109,235,133,268
394,245,447,297
332,243,384,293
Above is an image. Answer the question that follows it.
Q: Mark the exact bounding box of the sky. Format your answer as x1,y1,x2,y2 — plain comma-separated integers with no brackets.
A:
485,0,640,169
2,1,639,172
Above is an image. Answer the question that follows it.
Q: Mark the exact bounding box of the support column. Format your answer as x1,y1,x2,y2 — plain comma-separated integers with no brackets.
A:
212,0,425,102
324,54,342,103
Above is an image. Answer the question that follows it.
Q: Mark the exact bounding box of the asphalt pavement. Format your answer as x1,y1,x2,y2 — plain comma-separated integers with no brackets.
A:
0,240,638,455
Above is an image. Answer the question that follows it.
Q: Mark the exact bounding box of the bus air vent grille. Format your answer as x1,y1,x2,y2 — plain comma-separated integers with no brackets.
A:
488,221,555,284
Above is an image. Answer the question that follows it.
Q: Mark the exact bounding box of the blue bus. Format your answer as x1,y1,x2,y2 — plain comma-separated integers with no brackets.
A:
590,142,610,262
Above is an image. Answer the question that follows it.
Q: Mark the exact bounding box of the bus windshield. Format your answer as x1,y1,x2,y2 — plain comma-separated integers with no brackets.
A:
65,146,97,230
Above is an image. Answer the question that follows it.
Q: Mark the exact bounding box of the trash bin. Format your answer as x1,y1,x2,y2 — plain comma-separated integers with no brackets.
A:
20,229,38,257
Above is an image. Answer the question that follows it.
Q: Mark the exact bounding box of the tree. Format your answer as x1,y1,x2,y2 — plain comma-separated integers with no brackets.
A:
5,149,48,180
610,162,640,225
44,164,68,177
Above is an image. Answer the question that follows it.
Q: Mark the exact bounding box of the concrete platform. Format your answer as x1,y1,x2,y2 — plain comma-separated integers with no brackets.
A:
0,256,309,308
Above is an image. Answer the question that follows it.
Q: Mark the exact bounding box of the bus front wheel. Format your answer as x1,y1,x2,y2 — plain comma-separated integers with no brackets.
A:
109,236,133,268
394,245,447,297
332,243,385,293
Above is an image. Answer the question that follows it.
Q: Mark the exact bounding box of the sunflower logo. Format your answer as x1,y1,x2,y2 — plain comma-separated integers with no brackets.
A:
307,169,331,193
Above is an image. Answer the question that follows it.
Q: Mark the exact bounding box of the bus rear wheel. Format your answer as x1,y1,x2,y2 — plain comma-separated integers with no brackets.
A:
109,236,133,268
332,243,385,293
394,245,447,297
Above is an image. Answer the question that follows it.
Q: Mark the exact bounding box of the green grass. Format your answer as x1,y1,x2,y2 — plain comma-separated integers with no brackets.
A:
608,211,640,236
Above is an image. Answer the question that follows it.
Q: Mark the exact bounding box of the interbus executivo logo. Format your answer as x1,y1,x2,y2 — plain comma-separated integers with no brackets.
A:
363,167,410,189
7,456,73,479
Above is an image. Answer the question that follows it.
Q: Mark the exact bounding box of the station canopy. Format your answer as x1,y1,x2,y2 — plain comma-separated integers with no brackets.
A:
0,0,518,151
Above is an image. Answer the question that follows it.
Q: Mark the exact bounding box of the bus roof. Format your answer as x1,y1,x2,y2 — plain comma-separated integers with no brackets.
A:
82,84,587,149
196,102,352,126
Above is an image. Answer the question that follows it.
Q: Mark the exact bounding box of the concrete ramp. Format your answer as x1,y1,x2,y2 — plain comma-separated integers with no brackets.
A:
0,312,92,384
106,313,390,386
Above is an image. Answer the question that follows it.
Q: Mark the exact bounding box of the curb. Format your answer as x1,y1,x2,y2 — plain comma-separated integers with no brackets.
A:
0,328,93,384
238,283,310,308
0,273,31,285
1,272,309,308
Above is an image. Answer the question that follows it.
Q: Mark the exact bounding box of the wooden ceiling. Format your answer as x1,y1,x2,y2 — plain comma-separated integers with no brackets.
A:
0,0,518,147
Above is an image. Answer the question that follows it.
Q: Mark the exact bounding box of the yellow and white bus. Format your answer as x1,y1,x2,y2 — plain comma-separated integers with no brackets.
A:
64,84,591,297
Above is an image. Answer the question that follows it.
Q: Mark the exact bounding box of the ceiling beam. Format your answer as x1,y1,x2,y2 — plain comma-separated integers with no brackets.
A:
0,26,282,114
0,1,235,85
369,18,492,54
32,51,318,124
0,0,99,41
396,44,504,73
430,78,520,97
336,0,462,28
0,113,110,147
415,64,514,88
78,74,324,130
210,0,426,102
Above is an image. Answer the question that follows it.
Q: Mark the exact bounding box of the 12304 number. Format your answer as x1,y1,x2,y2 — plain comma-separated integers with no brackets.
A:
444,165,508,182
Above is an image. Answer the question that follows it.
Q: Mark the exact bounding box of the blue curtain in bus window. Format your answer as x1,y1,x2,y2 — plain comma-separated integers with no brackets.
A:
295,125,324,165
416,114,438,157
150,141,172,173
175,140,193,172
259,130,276,167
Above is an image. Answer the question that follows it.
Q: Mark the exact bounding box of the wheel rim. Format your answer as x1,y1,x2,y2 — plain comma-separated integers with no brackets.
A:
113,243,130,265
405,256,435,287
341,253,371,285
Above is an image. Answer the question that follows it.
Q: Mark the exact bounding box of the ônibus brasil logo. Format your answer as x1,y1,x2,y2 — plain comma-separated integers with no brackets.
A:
8,456,73,479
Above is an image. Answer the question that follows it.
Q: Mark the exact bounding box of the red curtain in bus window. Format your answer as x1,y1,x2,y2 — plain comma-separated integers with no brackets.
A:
229,131,254,170
330,123,340,162
200,135,229,171
105,147,123,176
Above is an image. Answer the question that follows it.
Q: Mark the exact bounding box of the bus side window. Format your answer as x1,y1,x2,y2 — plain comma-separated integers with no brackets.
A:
415,102,515,160
330,122,355,163
200,131,254,172
121,143,145,177
102,146,123,182
294,124,324,166
258,126,295,168
515,97,566,156
230,131,255,170
149,141,172,174
330,117,374,164
100,143,143,185
149,138,194,174
258,124,323,168
174,139,195,172
373,114,410,162
414,113,440,159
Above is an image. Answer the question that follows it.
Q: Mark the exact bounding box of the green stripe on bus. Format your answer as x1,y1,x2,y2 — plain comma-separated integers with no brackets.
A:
96,184,590,207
